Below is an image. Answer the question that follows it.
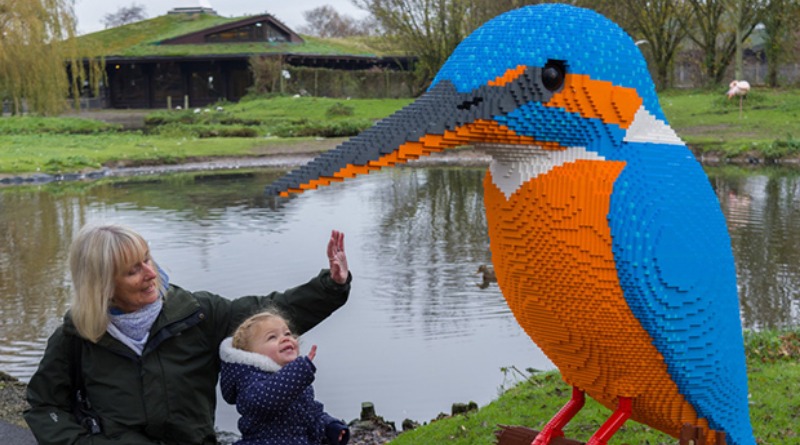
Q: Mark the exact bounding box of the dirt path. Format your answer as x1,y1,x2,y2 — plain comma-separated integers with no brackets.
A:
63,109,151,129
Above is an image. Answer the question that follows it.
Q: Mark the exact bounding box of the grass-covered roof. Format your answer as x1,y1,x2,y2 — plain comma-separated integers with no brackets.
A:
78,13,398,58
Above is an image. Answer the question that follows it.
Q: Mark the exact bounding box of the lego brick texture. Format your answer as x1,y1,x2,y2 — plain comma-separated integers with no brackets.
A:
264,5,755,444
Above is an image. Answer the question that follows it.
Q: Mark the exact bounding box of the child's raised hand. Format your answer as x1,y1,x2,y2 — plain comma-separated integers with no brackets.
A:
325,419,350,445
307,344,317,361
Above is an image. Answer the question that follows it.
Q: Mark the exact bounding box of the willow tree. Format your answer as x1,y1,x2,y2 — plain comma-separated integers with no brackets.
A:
0,0,102,115
353,0,556,93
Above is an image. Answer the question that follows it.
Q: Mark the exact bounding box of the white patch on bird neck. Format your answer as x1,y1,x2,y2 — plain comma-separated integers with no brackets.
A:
475,144,604,200
624,106,683,145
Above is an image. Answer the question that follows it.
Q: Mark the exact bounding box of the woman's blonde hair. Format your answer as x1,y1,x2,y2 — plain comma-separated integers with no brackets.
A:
232,307,294,352
69,223,162,342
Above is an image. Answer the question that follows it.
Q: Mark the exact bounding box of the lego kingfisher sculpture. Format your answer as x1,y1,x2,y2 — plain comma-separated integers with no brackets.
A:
265,5,755,445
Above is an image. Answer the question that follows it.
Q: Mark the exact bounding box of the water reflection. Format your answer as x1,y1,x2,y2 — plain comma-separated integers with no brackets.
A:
365,169,505,341
709,167,800,329
1,165,799,430
0,168,547,430
0,192,79,378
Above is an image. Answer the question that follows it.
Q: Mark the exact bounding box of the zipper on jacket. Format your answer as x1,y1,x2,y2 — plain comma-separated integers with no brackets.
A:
144,309,206,355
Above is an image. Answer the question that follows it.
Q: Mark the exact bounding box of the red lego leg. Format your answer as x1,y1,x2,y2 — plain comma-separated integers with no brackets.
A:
530,387,586,445
585,397,633,445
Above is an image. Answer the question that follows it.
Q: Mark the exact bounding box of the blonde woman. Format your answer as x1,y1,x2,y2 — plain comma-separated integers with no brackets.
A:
25,223,351,445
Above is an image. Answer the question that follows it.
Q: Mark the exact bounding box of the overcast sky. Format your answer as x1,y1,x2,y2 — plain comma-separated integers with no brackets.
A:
73,0,367,35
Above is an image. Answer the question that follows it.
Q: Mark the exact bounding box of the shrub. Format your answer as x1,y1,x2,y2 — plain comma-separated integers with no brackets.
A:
272,118,372,138
0,116,118,135
43,155,100,173
145,111,199,126
326,102,355,118
196,127,259,138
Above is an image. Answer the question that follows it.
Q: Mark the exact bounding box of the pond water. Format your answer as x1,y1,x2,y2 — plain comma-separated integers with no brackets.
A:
1,165,798,433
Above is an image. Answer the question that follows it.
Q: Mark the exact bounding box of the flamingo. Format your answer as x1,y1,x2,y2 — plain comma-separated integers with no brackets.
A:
727,80,751,117
726,80,751,99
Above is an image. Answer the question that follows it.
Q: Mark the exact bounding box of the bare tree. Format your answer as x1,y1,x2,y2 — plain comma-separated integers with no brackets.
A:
463,0,550,30
760,0,800,87
299,5,369,37
352,0,463,91
353,0,555,92
102,3,147,29
0,0,102,115
681,0,764,86
617,0,692,91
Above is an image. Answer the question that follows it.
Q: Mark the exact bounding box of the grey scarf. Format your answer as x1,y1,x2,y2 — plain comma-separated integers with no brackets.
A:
107,268,169,355
107,298,163,355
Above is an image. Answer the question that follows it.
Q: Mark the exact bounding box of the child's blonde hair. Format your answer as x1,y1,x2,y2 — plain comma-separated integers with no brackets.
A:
232,307,295,351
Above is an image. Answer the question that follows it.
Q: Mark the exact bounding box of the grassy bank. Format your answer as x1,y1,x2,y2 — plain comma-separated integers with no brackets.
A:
661,88,800,162
2,89,800,175
389,329,800,445
0,96,411,175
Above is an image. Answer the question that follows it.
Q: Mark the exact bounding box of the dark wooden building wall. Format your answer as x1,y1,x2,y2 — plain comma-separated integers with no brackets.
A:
106,59,250,109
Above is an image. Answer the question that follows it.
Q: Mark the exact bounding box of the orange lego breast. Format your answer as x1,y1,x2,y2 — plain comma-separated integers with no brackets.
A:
483,159,717,441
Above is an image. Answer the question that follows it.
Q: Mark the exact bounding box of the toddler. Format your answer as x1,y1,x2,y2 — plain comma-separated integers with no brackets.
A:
220,308,349,445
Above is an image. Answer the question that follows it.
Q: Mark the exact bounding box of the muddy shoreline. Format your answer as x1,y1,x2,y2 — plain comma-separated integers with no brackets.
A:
3,140,798,188
0,140,493,187
0,372,28,428
0,370,456,445
0,371,401,444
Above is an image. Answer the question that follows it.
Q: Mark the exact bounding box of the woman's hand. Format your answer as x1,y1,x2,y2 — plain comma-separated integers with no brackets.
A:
327,230,348,285
307,344,317,361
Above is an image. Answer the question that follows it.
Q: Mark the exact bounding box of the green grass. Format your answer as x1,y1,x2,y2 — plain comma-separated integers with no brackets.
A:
0,133,297,174
0,96,413,174
390,329,800,445
145,96,411,139
231,95,411,121
661,88,800,159
1,134,172,173
0,116,119,135
78,14,236,55
4,89,800,175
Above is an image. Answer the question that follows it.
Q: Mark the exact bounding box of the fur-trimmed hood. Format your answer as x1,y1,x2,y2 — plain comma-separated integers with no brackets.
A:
219,337,282,373
218,337,317,408
218,337,349,445
218,337,333,444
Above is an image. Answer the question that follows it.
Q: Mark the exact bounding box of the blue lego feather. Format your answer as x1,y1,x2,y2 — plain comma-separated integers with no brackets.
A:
433,4,665,122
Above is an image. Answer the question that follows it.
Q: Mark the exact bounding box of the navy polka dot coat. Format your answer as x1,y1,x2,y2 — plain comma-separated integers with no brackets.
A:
220,338,348,445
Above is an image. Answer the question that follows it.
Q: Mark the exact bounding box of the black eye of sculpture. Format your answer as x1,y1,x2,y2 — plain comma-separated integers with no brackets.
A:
457,97,484,110
542,61,566,91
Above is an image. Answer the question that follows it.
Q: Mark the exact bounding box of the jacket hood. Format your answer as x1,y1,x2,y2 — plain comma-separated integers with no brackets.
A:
219,337,283,405
219,337,283,372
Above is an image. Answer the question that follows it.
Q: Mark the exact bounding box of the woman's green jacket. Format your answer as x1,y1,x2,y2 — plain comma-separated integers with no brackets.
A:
24,269,350,445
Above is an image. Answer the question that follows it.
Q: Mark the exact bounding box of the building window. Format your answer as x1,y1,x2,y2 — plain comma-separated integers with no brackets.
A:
205,22,289,43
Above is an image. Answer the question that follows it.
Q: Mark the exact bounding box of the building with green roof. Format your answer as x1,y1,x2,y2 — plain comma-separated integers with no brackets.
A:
79,4,413,108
